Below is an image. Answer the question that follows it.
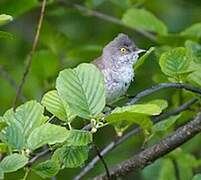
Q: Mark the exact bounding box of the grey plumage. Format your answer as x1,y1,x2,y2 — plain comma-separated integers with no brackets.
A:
93,33,145,103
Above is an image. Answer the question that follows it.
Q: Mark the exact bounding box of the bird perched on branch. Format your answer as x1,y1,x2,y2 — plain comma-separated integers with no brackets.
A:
93,33,145,103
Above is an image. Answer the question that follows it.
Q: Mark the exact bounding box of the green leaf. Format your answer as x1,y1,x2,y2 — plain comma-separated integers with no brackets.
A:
41,90,75,122
0,143,8,153
0,167,4,180
181,23,201,39
67,130,93,146
185,40,201,64
1,100,47,150
32,160,60,179
168,148,201,180
0,154,28,173
134,47,155,70
56,63,106,119
0,14,13,26
122,8,167,35
107,113,153,131
159,47,192,77
147,99,168,111
0,31,13,39
111,104,162,115
174,149,198,180
187,70,201,87
158,158,176,180
142,159,162,180
193,174,201,180
27,123,69,150
52,145,89,168
153,114,181,132
0,121,7,132
0,0,38,17
106,104,162,131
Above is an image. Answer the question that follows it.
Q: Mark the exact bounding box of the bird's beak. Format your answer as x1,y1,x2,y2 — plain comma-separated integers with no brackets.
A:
136,48,146,54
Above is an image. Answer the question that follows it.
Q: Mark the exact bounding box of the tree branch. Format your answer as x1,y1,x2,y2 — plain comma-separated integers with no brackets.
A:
13,0,47,110
94,113,201,179
127,83,201,105
74,98,197,180
58,1,156,42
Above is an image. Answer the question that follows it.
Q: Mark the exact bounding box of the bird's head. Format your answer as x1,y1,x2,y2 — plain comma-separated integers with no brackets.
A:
102,33,145,67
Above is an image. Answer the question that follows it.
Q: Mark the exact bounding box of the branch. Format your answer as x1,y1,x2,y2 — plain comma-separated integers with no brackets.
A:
127,83,201,105
13,0,47,110
82,83,201,131
94,113,201,179
58,1,156,42
73,98,197,180
153,97,198,121
27,148,50,167
0,65,26,101
93,143,110,179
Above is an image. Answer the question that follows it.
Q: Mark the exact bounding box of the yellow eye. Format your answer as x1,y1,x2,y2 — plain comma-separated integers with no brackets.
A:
120,47,127,53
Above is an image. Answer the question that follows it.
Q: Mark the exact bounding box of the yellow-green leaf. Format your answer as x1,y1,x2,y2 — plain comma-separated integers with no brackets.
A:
181,22,201,39
147,99,168,111
0,14,13,26
122,8,167,35
106,104,162,131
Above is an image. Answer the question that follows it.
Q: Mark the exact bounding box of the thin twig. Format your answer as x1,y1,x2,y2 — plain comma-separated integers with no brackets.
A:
73,98,197,180
0,65,26,101
94,113,201,179
93,143,110,179
58,1,157,42
13,0,47,110
153,97,198,121
27,148,50,167
126,83,201,105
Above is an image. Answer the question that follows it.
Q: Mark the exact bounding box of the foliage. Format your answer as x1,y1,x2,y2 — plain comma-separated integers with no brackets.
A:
0,0,201,179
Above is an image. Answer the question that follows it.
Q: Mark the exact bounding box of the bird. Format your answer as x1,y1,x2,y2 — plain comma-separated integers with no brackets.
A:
93,33,145,103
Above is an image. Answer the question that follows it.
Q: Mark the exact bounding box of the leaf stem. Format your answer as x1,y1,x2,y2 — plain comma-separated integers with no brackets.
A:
68,122,72,130
22,168,30,180
48,115,55,123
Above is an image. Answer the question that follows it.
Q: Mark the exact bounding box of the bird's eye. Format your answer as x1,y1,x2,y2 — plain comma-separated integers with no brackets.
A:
120,47,127,53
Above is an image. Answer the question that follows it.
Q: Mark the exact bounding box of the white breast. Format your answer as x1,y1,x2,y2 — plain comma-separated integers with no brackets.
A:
102,65,134,102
